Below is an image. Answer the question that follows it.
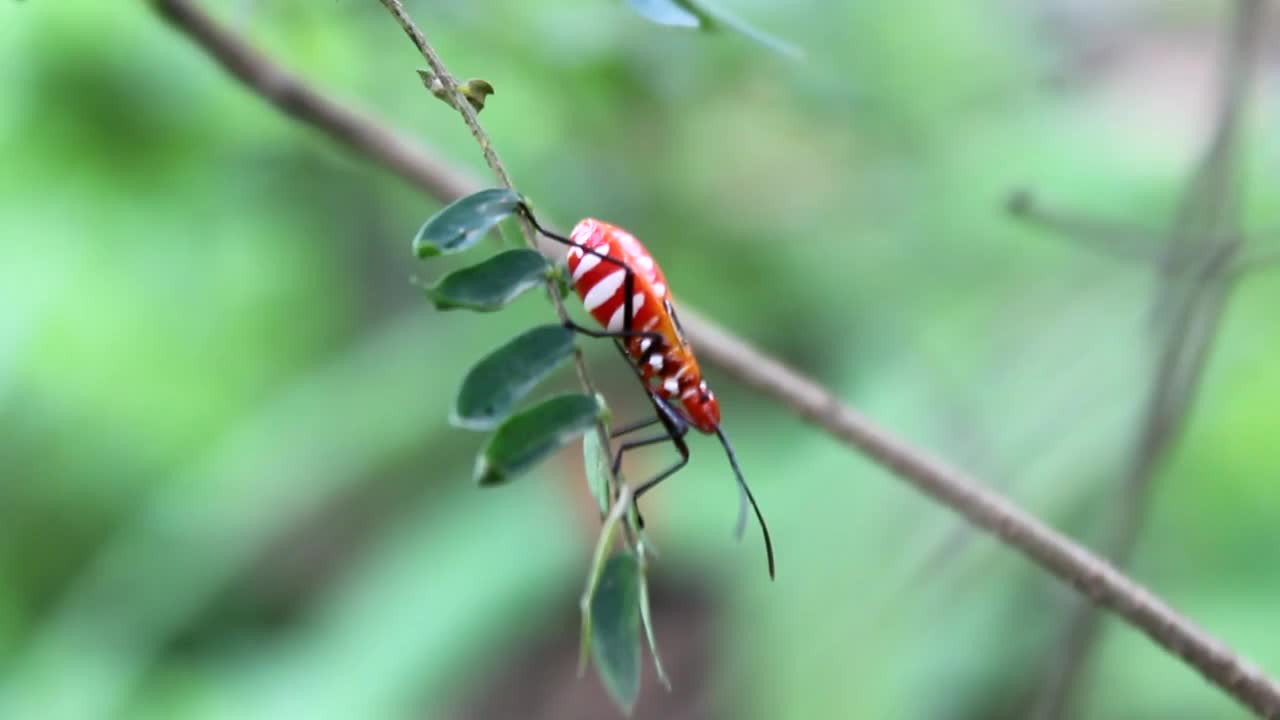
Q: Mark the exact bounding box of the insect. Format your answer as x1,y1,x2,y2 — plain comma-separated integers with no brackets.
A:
519,205,775,579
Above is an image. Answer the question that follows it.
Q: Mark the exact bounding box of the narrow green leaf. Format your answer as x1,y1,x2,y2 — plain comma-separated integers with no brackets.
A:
474,394,601,486
591,552,643,715
424,249,550,312
413,188,522,258
637,565,671,691
452,325,575,430
579,485,632,676
583,427,613,517
626,0,700,27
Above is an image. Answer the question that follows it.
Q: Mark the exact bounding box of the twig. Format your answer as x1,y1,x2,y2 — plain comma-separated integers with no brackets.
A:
1234,248,1280,279
1033,1,1266,717
1007,189,1242,270
152,1,1280,715
369,0,625,507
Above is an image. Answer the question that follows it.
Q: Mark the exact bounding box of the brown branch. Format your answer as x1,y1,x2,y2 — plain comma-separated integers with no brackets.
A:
151,1,1280,715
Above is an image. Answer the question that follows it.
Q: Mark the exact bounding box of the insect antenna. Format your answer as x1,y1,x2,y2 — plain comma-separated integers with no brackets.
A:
715,426,775,580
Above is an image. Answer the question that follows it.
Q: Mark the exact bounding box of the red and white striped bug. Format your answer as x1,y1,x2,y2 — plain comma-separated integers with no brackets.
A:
519,206,775,579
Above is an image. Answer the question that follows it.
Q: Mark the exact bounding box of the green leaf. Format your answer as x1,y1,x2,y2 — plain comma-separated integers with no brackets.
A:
591,552,642,715
583,426,613,517
474,394,601,486
424,249,550,312
413,188,522,258
452,325,575,430
626,0,700,27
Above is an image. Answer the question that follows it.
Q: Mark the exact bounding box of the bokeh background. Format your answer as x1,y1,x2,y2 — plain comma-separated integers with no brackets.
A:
3,0,1279,718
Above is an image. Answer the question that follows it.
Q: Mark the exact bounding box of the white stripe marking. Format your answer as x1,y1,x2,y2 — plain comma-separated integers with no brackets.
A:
606,293,645,332
681,386,698,400
643,316,659,331
571,252,601,281
673,364,692,380
583,270,626,312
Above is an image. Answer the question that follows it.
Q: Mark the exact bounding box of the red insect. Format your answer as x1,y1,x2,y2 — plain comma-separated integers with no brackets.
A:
520,207,775,579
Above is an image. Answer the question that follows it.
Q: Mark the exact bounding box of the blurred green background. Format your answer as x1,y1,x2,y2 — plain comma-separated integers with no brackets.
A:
2,0,1279,718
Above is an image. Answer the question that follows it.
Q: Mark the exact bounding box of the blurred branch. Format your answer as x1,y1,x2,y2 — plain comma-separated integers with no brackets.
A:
1033,1,1267,717
1007,189,1242,270
1234,248,1280,279
152,0,1280,714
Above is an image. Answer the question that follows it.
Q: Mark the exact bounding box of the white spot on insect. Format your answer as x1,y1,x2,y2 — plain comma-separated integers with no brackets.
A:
568,246,583,260
571,252,601,281
639,337,652,353
663,377,679,395
648,354,664,370
699,380,708,392
636,255,654,271
652,282,665,298
617,231,641,253
681,386,698,400
583,270,626,312
606,293,645,332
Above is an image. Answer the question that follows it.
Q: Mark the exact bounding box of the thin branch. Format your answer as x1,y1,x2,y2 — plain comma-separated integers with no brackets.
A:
1234,248,1280,279
1006,190,1243,271
1034,1,1267,716
152,1,1280,715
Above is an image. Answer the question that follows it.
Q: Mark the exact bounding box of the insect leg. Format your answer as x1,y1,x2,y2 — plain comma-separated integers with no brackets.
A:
610,415,664,438
561,320,663,345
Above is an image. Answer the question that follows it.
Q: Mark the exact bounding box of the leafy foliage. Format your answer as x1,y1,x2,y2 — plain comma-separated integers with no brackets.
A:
452,324,576,430
473,393,602,486
422,248,550,312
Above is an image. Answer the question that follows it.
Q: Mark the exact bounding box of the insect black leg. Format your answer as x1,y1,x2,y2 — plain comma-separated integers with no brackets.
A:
609,392,691,529
610,415,664,438
518,204,633,275
632,434,690,501
561,320,663,345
